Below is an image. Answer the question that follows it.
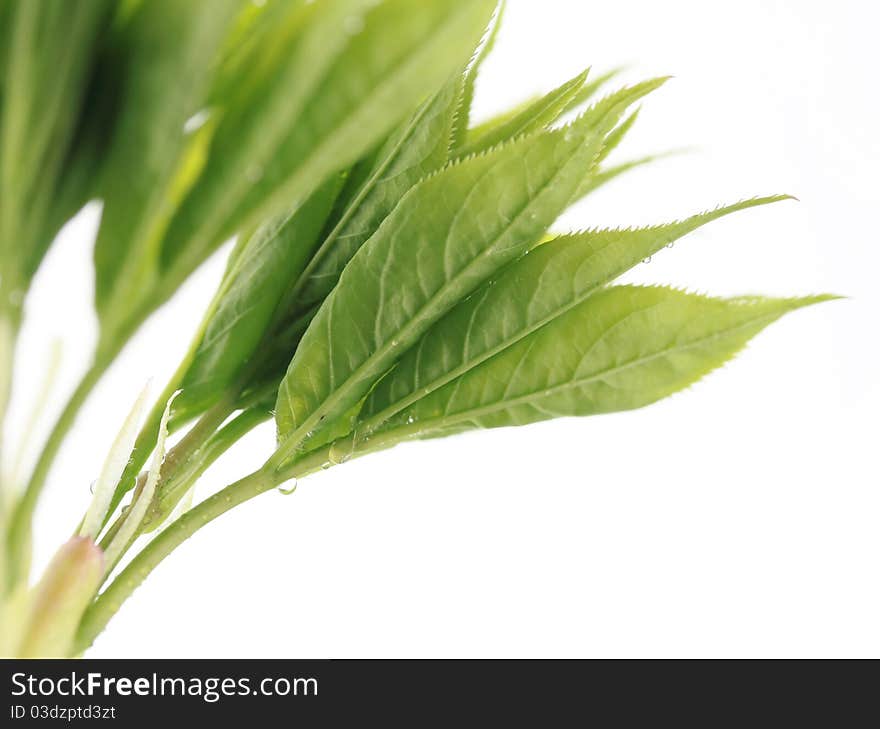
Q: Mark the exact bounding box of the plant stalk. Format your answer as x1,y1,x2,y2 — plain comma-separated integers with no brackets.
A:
74,444,336,654
75,467,274,653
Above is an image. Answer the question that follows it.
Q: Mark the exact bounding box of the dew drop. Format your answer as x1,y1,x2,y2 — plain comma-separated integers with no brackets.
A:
321,462,331,471
278,478,298,496
89,480,96,494
665,242,675,249
328,440,353,465
642,256,653,264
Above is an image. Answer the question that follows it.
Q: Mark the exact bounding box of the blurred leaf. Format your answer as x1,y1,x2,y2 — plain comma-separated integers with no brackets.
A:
0,0,112,310
92,0,240,354
158,0,498,299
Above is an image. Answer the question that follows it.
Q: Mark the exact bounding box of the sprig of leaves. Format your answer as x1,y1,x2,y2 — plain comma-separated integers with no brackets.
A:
0,1,835,656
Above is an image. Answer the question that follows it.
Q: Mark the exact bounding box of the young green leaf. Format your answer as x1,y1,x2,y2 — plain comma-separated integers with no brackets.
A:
365,286,832,439
273,83,659,464
359,197,790,431
575,153,668,200
463,66,622,148
455,68,590,158
563,66,626,115
595,108,640,165
289,73,466,315
449,0,505,151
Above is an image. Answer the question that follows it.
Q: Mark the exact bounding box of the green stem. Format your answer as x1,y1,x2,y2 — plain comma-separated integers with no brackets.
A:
5,357,107,590
75,417,418,652
75,466,264,653
75,445,337,654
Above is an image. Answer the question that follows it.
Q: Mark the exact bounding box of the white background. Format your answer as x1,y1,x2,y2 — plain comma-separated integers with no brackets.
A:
7,0,878,657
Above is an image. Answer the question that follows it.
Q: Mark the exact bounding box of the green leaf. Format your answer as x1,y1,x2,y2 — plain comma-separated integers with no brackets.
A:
595,108,640,166
365,286,832,439
456,68,589,158
450,0,505,151
563,66,626,114
92,0,240,352
273,84,656,464
289,71,465,315
158,0,498,296
359,197,790,431
171,176,344,423
463,66,622,148
575,152,667,200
